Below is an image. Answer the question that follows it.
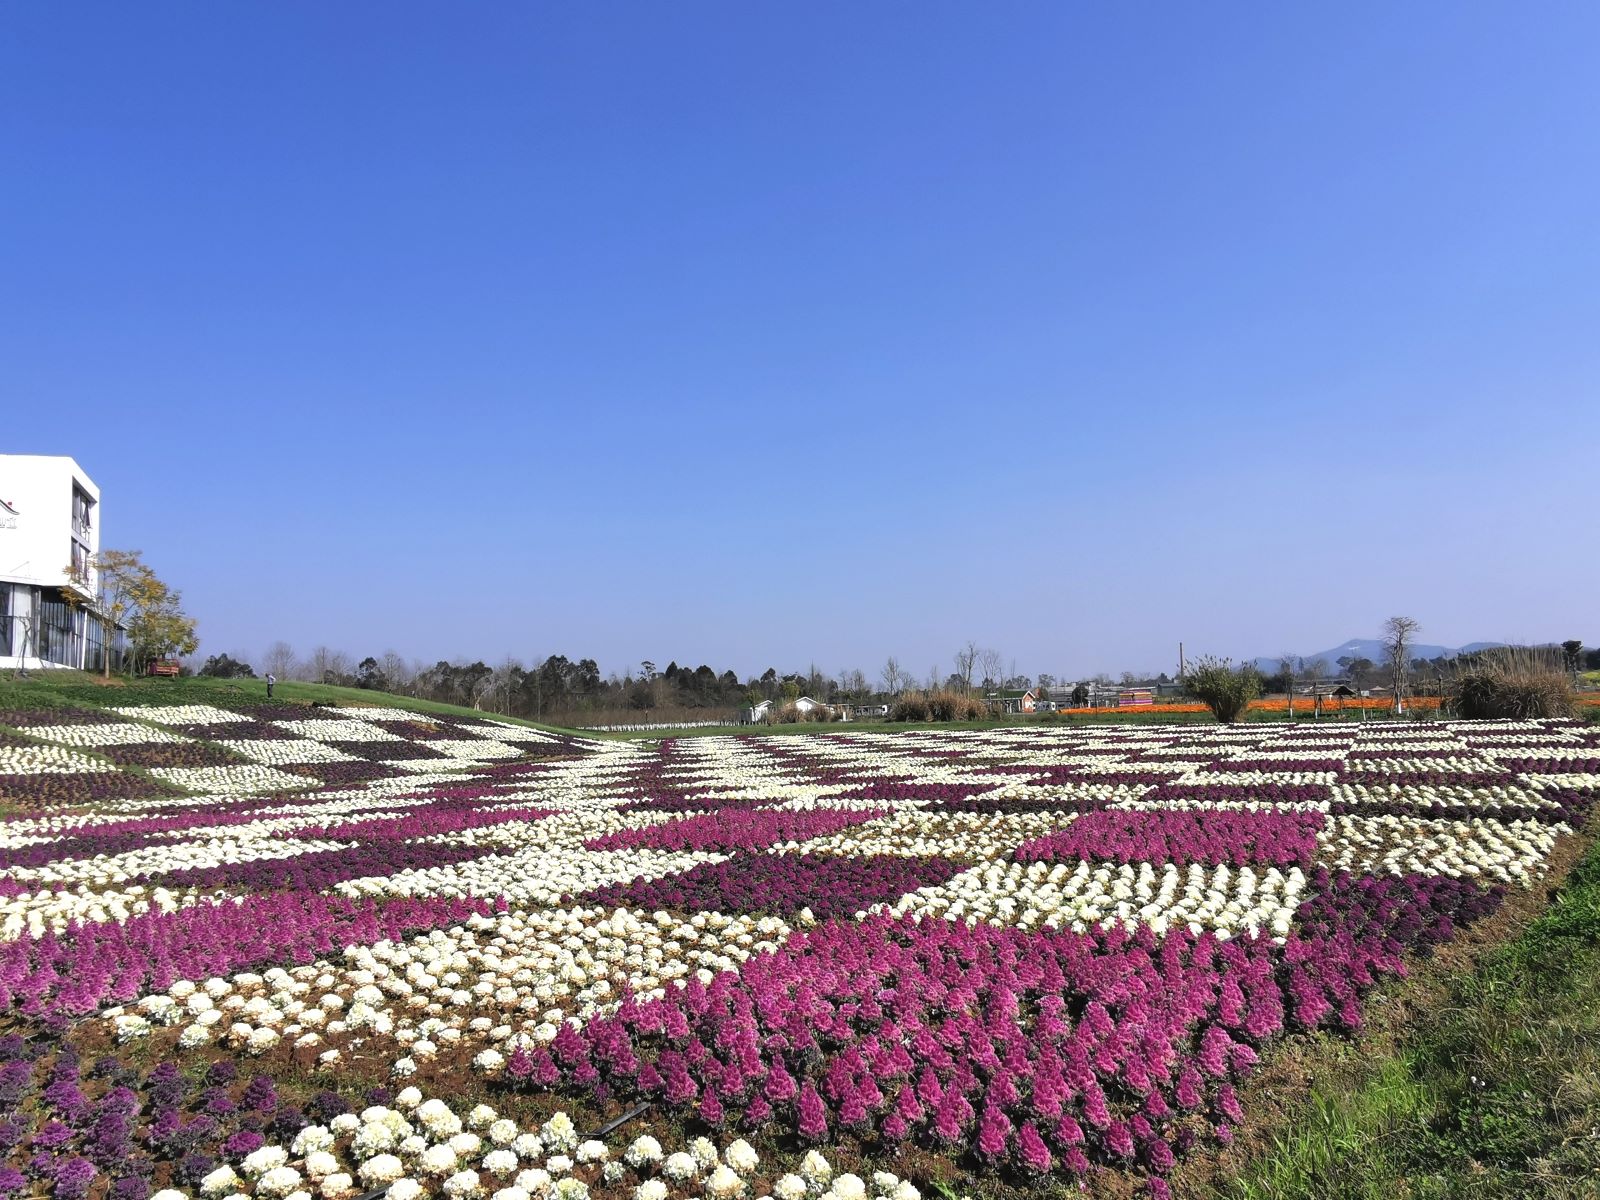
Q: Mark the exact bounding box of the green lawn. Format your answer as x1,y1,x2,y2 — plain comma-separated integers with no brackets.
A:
0,669,575,732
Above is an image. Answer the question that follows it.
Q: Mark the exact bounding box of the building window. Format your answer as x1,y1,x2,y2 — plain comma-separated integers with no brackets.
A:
71,538,92,580
72,486,95,541
0,587,9,657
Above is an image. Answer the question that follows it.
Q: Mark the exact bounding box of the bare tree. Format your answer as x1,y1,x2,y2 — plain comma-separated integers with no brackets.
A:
262,641,296,681
978,647,1006,691
306,646,351,685
880,656,905,697
379,650,411,692
1279,654,1299,719
954,641,980,693
1382,616,1421,715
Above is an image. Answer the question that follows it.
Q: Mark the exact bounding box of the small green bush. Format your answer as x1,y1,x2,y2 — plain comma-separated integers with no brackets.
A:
1181,655,1260,723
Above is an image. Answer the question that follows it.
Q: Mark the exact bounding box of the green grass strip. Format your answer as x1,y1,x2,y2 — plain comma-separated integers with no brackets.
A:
1232,838,1600,1200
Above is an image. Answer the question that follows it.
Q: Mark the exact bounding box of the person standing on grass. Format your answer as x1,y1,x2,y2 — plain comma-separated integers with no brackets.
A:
266,672,276,699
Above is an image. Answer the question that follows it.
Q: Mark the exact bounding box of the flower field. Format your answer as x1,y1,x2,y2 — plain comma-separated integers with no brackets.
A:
1,700,1598,1200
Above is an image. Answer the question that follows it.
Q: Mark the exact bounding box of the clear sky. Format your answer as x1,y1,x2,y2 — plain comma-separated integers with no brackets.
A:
3,4,1597,682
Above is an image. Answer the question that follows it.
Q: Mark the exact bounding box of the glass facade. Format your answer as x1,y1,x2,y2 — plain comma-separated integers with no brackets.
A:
0,586,9,657
39,593,80,667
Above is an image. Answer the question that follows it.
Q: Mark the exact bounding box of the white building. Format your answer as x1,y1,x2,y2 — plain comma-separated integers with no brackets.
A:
1,455,122,671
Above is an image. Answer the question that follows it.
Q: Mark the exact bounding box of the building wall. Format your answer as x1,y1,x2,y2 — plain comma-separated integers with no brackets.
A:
0,455,103,669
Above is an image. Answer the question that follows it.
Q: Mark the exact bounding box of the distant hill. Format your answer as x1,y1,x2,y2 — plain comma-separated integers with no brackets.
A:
1250,638,1508,675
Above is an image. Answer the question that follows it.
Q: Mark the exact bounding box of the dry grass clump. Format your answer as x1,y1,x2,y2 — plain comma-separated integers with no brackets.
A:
889,689,988,722
768,701,838,724
1451,646,1576,719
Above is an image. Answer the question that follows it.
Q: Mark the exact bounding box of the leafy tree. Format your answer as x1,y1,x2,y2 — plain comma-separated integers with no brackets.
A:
66,549,198,676
1561,639,1584,676
1182,655,1261,724
355,656,388,690
199,653,255,679
1070,682,1089,706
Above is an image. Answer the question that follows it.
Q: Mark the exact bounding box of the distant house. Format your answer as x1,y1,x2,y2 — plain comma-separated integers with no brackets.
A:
985,689,1037,715
1296,680,1357,698
846,702,890,719
742,700,773,724
792,696,831,716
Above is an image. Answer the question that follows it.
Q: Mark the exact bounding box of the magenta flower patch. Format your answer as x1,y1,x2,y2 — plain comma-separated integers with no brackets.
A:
1014,809,1325,868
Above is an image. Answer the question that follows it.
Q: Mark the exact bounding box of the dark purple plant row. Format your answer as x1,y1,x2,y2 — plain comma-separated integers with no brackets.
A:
937,794,1114,816
580,852,965,919
0,893,493,1024
98,743,247,769
144,841,510,893
0,773,177,808
0,709,119,728
0,832,190,872
169,720,298,741
1327,786,1594,827
617,792,773,814
0,1039,345,1200
1013,810,1325,869
278,761,405,786
829,781,996,804
1144,782,1330,806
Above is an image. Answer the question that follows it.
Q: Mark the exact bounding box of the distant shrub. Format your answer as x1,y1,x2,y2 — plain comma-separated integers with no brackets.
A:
890,689,986,722
1452,647,1576,720
1182,656,1261,724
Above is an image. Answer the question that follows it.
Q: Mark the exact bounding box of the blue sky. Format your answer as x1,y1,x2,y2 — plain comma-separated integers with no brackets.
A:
3,4,1597,681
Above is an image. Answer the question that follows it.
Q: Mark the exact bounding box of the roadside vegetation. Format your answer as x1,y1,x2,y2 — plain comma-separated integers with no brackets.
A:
1231,835,1600,1200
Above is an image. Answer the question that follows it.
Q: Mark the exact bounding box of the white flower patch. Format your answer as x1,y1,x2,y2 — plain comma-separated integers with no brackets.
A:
1347,757,1501,774
428,739,526,761
1112,795,1331,813
334,847,724,907
149,764,315,795
218,738,365,765
887,858,1308,940
0,883,203,939
1329,781,1565,814
26,721,191,747
0,743,116,775
484,722,564,744
1319,814,1562,884
1182,771,1339,787
112,704,254,725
